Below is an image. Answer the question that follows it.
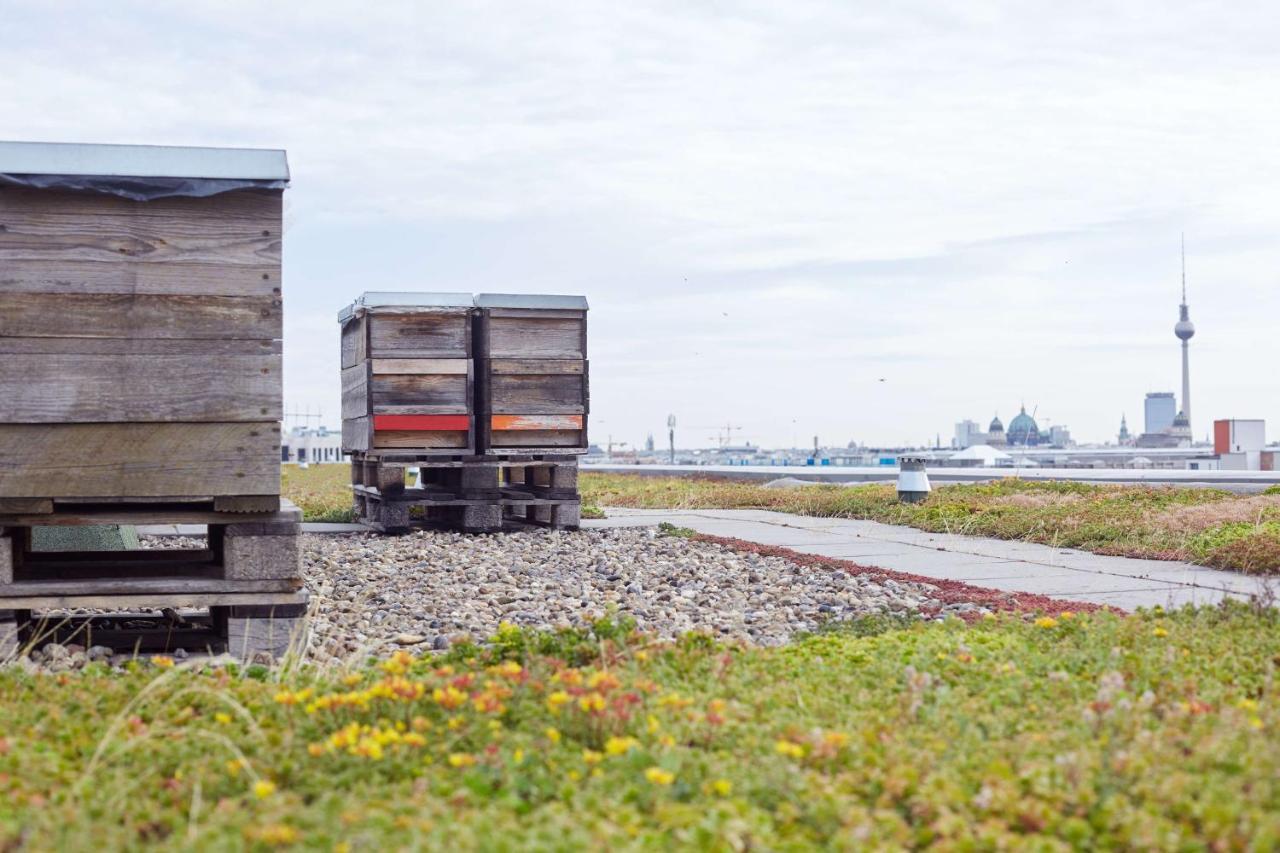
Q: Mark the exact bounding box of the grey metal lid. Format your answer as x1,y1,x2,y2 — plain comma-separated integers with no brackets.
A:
0,140,289,180
475,293,589,310
337,291,475,324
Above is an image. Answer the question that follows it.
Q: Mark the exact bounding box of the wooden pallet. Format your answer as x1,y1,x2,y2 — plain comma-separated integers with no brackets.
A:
0,501,306,660
350,456,581,534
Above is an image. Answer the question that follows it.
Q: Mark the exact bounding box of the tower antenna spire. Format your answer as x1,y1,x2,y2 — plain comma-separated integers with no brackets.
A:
1181,232,1187,303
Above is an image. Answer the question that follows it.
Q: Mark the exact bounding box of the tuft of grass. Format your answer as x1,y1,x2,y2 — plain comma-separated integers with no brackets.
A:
581,473,1280,574
1,604,1278,848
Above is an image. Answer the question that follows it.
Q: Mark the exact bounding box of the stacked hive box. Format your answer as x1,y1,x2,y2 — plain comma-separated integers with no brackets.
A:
474,293,589,454
0,141,304,658
340,293,587,533
339,292,475,456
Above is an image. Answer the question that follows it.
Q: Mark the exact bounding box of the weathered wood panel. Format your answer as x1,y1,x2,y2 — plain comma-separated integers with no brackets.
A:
486,317,584,358
368,313,469,358
489,359,583,375
0,187,280,266
0,292,281,339
343,417,371,452
0,353,281,422
341,364,369,421
0,337,280,356
373,430,469,449
340,316,366,369
489,429,583,447
490,374,585,414
370,374,468,410
370,358,468,375
0,423,279,498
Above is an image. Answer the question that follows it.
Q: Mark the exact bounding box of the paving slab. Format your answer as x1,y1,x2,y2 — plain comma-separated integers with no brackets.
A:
589,508,1266,611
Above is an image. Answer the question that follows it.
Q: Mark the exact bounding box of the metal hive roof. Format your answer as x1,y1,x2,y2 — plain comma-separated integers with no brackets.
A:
0,140,289,180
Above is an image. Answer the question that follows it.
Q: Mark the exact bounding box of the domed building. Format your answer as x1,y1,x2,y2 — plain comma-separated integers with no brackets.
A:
987,414,1006,447
1006,405,1042,446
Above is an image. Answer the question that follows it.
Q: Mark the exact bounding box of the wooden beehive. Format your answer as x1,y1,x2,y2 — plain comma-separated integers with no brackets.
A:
474,294,589,454
0,141,288,510
339,292,475,455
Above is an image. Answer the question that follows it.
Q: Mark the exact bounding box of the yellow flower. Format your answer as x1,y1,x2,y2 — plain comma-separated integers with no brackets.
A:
605,736,638,756
1237,698,1260,712
226,758,248,777
447,753,476,768
1034,616,1058,629
253,824,298,846
152,656,175,668
214,712,233,725
710,778,732,796
582,749,603,765
1152,627,1168,638
545,727,561,744
775,740,805,759
646,715,661,734
253,779,277,799
513,749,525,765
578,693,607,713
447,718,463,730
644,767,675,786
307,743,326,757
822,731,850,750
635,650,649,662
1059,611,1076,620
547,691,571,712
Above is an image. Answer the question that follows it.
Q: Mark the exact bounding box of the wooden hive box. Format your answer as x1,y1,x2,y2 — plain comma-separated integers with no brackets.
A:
0,140,288,511
338,292,476,455
474,293,589,454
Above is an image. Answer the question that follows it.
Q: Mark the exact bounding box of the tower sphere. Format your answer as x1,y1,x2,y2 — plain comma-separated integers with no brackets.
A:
1174,315,1195,341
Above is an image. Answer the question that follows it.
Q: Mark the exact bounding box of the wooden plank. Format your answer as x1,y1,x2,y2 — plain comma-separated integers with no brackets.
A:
0,292,281,340
0,498,52,514
371,404,472,416
492,415,584,430
0,353,281,422
213,496,281,513
0,337,280,356
370,373,467,410
490,374,585,414
0,187,280,272
373,414,470,431
489,359,583,375
486,316,584,359
340,316,366,369
0,590,306,612
343,417,371,452
341,364,369,421
0,503,296,527
490,429,583,448
0,422,279,498
373,430,469,449
0,576,301,596
484,308,585,320
371,358,469,375
368,314,469,358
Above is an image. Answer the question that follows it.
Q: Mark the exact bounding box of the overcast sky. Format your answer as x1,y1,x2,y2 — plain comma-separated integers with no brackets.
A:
5,1,1279,448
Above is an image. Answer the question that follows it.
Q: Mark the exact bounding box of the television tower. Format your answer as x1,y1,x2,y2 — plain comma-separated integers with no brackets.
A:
1173,235,1196,432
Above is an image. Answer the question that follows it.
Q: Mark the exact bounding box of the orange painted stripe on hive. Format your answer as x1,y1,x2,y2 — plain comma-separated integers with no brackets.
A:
492,415,583,430
373,415,470,431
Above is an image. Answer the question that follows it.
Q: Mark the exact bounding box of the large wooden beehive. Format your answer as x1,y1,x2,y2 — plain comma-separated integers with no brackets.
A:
0,141,289,510
339,292,476,455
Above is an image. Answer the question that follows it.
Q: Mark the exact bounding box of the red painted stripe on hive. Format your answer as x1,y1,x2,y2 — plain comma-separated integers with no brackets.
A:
373,415,469,431
492,414,584,430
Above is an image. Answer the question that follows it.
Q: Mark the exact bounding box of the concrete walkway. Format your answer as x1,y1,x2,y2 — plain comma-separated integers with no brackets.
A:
584,508,1272,611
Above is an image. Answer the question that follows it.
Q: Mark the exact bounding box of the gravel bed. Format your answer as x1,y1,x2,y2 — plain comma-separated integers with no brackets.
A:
6,528,982,669
303,527,958,662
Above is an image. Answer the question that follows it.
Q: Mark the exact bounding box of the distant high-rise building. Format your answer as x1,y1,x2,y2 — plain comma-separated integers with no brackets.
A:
953,419,981,449
645,433,655,452
1174,236,1196,434
1144,392,1176,435
1049,424,1072,447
